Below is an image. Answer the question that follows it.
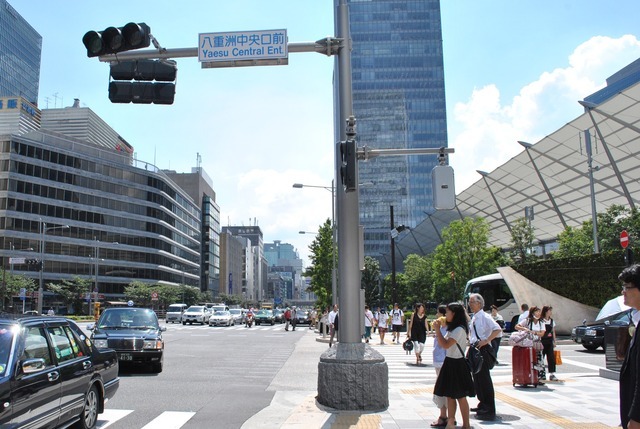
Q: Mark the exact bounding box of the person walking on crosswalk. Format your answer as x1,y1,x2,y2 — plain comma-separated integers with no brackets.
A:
391,303,404,344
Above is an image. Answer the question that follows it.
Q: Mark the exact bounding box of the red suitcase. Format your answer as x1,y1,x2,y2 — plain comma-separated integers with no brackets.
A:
512,346,539,387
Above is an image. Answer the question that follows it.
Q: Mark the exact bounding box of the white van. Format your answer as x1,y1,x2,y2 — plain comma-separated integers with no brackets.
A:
166,303,188,323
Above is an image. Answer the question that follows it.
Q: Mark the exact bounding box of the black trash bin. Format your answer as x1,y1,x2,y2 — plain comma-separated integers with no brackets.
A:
604,325,633,372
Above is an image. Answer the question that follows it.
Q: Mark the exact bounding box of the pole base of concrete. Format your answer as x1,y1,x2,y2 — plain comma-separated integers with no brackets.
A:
317,342,388,411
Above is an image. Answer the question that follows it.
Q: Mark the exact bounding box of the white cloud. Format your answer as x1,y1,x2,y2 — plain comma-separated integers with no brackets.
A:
450,35,640,192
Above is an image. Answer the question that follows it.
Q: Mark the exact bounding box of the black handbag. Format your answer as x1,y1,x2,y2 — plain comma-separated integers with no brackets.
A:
457,342,482,374
473,323,496,370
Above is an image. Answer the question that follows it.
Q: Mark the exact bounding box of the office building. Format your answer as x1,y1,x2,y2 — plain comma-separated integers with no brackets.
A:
222,226,267,301
348,0,448,268
0,0,41,104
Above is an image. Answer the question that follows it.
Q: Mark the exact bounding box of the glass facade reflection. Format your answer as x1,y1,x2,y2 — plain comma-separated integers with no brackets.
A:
349,0,448,266
0,0,41,104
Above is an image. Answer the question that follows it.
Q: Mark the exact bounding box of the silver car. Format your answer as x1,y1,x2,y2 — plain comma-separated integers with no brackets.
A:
182,306,210,325
229,308,244,324
209,310,234,327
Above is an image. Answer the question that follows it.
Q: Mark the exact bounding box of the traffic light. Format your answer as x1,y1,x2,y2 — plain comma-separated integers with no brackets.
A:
340,139,358,192
82,22,151,58
25,258,41,269
109,60,177,104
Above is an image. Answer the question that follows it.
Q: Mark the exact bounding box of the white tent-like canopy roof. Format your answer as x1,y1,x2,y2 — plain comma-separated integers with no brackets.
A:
386,76,640,272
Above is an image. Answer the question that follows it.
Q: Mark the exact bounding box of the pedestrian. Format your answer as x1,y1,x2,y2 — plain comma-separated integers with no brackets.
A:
391,303,404,344
319,307,329,337
490,305,504,363
431,304,448,428
540,305,558,381
516,305,546,382
363,305,374,343
47,308,55,316
618,264,640,429
433,302,475,429
328,304,338,348
468,293,501,421
373,306,380,334
284,307,291,331
290,306,297,331
377,308,389,345
407,303,428,365
309,308,318,330
517,303,529,325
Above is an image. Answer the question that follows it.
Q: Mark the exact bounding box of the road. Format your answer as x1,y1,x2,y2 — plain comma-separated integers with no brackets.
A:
94,324,609,428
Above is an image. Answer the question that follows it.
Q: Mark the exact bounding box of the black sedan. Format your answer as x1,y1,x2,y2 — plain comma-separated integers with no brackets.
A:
255,310,275,325
571,309,632,351
89,307,165,373
0,314,119,428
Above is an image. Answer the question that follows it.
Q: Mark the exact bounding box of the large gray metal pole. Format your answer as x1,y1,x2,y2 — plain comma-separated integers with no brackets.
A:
335,0,360,345
584,131,600,253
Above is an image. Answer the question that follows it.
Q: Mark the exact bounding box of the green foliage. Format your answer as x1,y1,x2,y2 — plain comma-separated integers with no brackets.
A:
515,251,625,307
361,256,380,307
217,293,244,307
431,218,506,302
47,276,91,315
304,218,334,310
1,271,36,309
124,281,204,308
510,217,535,263
382,272,408,308
556,205,640,257
403,254,434,306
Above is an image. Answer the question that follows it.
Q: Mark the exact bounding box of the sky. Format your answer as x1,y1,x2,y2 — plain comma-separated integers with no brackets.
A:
9,0,640,266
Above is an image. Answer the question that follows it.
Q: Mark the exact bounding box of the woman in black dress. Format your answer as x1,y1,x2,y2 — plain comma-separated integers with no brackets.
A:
433,303,475,429
408,302,428,365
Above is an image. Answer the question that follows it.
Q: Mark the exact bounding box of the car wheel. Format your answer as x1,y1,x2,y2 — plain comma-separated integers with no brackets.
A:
182,321,186,325
583,344,599,351
271,321,274,325
75,384,99,429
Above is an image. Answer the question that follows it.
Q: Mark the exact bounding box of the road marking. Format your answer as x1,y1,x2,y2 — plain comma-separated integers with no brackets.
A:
96,409,133,428
140,411,196,429
560,358,605,371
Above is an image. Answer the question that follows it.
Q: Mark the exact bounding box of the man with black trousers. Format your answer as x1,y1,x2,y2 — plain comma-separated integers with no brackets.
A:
619,264,640,429
468,293,501,421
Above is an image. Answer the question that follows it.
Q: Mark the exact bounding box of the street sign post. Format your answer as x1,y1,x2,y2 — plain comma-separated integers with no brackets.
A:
621,230,629,248
10,257,25,265
198,29,288,67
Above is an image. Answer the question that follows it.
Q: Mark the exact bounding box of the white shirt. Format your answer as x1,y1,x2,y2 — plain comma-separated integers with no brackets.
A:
377,312,389,327
328,310,337,325
364,310,374,327
517,310,529,325
470,309,501,343
445,326,468,359
391,309,403,325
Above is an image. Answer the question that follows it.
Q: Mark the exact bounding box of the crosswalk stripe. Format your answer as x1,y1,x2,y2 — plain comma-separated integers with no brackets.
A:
140,411,196,429
97,409,134,428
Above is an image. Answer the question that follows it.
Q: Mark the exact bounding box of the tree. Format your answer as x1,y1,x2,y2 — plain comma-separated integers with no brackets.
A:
304,218,334,310
403,254,434,306
1,271,36,310
382,272,408,309
431,217,506,302
48,276,91,314
510,217,535,264
361,256,380,307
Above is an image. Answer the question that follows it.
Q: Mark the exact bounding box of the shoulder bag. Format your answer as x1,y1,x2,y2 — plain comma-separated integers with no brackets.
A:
456,342,482,374
473,323,497,370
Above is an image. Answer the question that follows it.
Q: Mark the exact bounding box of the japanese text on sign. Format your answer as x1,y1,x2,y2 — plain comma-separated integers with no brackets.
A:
198,29,288,62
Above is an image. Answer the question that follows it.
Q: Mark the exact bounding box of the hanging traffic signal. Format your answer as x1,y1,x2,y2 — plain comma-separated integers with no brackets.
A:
340,139,357,192
83,23,151,58
109,60,177,104
25,258,41,267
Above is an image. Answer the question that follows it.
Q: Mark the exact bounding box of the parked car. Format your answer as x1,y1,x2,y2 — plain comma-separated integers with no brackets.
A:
209,310,235,327
182,305,211,325
255,309,275,325
89,307,165,373
571,309,632,351
273,309,285,323
229,308,244,324
166,303,187,323
0,314,119,428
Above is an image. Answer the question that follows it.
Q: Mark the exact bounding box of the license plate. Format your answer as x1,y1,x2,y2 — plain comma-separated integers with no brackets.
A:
119,353,133,361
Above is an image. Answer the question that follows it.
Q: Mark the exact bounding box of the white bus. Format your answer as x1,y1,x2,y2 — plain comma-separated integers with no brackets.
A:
462,273,519,331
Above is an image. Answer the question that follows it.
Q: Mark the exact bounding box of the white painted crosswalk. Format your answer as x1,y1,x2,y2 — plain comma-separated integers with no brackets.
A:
97,410,195,429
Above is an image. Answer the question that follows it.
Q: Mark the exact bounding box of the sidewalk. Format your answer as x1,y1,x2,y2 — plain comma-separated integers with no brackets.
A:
242,329,622,429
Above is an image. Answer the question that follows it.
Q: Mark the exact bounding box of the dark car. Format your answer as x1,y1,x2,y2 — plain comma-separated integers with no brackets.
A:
0,314,119,428
273,309,285,324
295,309,309,325
571,309,632,351
89,307,165,373
255,310,275,325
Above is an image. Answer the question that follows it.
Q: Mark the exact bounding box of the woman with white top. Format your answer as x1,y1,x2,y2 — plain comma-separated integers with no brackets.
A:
433,303,475,429
515,305,546,382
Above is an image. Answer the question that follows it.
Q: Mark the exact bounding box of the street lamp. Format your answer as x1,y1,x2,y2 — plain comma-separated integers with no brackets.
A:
90,237,119,315
389,205,409,306
293,181,337,306
38,221,70,315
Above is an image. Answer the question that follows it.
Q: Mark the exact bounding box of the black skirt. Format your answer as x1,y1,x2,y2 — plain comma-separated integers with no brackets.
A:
433,356,476,399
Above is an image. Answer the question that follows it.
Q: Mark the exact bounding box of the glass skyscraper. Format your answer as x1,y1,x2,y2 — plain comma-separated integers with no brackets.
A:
348,0,448,268
0,0,41,104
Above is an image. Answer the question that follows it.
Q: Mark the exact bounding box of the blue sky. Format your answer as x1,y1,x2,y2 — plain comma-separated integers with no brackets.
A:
9,0,640,265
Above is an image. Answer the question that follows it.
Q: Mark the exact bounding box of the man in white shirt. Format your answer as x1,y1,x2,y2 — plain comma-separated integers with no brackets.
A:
328,304,338,348
391,303,404,344
468,293,501,421
363,305,374,343
517,303,529,325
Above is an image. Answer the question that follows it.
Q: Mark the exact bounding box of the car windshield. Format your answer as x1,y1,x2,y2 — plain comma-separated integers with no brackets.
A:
186,306,204,313
167,306,184,312
98,308,159,329
257,310,271,316
230,309,241,315
214,311,230,316
0,325,16,376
